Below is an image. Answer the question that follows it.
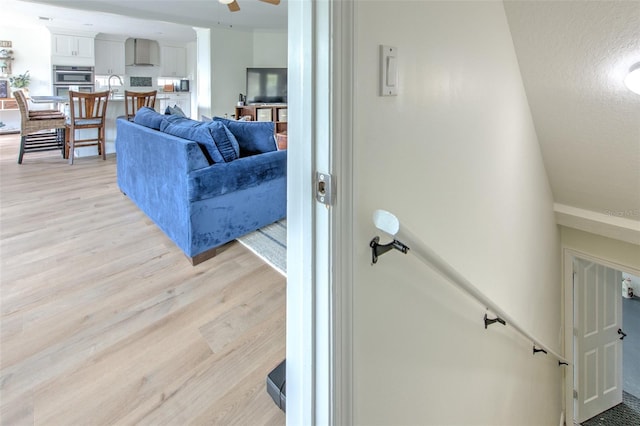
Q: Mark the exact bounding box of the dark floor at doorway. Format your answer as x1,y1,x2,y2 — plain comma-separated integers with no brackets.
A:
624,296,640,399
581,391,640,426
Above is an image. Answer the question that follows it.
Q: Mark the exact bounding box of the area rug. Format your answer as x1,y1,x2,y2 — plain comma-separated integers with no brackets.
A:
237,220,286,276
581,391,640,426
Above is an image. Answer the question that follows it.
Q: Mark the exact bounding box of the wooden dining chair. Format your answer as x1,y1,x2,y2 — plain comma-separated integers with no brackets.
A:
67,91,110,165
13,89,66,164
124,90,157,121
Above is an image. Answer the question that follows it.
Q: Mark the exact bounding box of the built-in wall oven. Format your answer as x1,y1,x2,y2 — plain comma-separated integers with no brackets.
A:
52,65,94,97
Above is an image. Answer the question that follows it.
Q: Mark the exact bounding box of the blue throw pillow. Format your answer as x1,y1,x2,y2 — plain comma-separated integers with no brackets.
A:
213,117,277,157
205,121,240,161
133,107,164,130
160,115,239,163
164,104,187,117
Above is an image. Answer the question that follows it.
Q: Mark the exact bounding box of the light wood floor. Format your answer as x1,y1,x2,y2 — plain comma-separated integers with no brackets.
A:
0,134,286,425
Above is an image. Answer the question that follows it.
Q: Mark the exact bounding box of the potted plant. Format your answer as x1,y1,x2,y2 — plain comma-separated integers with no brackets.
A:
9,70,30,95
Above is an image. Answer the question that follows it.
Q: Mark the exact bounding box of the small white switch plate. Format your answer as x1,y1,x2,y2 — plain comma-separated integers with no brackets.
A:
380,45,398,96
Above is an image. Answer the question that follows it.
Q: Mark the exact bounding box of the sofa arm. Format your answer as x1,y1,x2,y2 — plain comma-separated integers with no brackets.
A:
188,150,287,202
116,118,211,256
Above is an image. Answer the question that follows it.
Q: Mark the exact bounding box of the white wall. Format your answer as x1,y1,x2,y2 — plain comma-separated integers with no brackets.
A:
1,24,53,131
207,28,287,118
561,226,640,271
210,27,252,118
352,2,562,424
252,30,287,67
1,24,52,95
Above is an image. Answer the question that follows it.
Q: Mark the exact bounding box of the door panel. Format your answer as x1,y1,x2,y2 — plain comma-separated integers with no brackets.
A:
583,349,598,404
575,259,623,423
584,268,598,336
603,342,617,394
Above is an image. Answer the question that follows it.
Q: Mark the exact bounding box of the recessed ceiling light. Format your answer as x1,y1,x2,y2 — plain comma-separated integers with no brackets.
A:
624,63,640,95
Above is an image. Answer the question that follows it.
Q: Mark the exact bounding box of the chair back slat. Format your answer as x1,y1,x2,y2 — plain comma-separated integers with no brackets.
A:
70,91,109,122
124,90,157,121
67,91,110,165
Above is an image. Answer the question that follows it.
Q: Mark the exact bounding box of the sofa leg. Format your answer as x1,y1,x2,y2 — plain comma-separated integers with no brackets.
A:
189,247,219,266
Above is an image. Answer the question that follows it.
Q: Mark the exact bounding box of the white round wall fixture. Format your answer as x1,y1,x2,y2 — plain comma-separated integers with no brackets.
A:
624,63,640,95
373,209,400,236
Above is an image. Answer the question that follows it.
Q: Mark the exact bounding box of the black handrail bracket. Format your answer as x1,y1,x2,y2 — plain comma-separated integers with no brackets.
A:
533,346,547,355
370,236,409,264
484,313,506,329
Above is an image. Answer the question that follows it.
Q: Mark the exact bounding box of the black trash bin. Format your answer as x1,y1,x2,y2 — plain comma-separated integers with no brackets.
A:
266,359,286,412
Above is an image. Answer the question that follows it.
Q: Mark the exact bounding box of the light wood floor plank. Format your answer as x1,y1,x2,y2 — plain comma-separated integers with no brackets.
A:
0,135,286,425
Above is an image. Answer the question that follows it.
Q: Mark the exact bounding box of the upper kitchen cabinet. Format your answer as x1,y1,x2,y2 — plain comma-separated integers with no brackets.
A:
160,46,187,77
95,38,125,75
51,32,96,66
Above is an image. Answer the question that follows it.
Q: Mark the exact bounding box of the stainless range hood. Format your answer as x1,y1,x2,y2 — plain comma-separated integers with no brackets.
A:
125,38,159,66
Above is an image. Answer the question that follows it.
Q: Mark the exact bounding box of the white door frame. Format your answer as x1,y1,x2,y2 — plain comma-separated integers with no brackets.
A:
563,248,640,423
286,0,354,424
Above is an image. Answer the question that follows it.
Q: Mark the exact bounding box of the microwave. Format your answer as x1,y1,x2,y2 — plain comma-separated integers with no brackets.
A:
53,65,94,84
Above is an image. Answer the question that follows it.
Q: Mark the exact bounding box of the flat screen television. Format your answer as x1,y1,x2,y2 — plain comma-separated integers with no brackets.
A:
246,67,287,104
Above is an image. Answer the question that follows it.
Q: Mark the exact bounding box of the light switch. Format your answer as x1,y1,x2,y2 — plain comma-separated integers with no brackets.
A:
380,45,398,96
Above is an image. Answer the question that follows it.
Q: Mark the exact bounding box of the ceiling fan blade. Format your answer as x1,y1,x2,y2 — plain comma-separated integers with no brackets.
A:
260,0,280,5
227,0,240,12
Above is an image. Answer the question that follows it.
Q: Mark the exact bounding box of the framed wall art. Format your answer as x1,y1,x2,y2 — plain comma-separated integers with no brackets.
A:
0,79,8,98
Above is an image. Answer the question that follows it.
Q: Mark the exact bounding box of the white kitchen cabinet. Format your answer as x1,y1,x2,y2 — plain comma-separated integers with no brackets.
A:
160,46,187,77
156,93,191,118
51,34,95,65
94,39,125,75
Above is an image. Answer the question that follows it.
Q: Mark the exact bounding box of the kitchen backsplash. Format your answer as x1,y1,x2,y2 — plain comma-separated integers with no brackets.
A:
130,76,153,87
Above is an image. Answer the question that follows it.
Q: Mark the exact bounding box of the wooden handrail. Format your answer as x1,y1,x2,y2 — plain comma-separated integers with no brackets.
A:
371,209,569,365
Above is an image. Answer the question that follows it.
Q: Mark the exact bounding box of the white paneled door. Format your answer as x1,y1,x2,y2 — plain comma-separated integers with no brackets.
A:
574,259,623,423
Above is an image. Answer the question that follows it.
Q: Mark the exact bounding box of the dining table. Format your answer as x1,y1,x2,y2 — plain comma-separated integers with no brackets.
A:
29,95,68,110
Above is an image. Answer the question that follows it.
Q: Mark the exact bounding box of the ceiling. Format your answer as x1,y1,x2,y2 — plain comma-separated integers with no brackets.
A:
5,0,287,41
503,0,640,241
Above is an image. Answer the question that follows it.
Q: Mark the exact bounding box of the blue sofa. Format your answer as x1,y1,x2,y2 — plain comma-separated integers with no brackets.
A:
115,108,287,265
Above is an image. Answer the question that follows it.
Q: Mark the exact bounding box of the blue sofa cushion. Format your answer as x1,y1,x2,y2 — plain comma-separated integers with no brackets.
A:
188,150,287,201
213,117,277,157
134,106,164,130
160,115,239,163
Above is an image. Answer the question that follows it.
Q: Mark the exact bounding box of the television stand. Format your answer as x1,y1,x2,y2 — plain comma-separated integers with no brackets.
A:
234,104,288,135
